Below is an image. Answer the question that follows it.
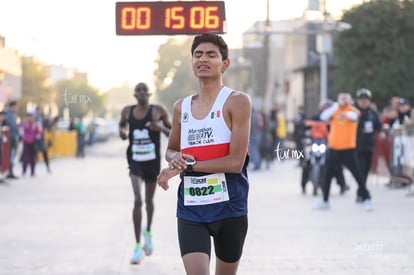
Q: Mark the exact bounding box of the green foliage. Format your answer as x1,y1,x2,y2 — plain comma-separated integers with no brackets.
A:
153,37,198,112
20,56,53,116
20,56,106,119
333,0,414,108
105,83,134,118
55,79,104,118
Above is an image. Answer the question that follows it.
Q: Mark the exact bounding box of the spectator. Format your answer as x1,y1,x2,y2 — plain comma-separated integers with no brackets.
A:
381,105,398,129
301,100,349,195
68,117,75,131
355,88,383,186
397,98,411,125
4,101,20,179
249,107,264,170
87,120,97,146
274,106,287,153
0,111,6,181
260,109,277,169
73,115,86,157
293,105,306,166
20,110,42,177
314,93,372,211
390,96,400,112
35,106,51,173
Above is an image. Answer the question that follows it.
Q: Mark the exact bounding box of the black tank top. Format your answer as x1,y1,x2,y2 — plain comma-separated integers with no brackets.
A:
127,105,161,169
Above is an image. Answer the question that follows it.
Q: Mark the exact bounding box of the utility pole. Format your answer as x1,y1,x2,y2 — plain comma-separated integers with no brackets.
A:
318,0,329,102
262,0,272,113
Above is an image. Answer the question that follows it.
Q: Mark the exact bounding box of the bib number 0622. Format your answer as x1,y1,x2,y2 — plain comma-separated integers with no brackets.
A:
189,186,215,196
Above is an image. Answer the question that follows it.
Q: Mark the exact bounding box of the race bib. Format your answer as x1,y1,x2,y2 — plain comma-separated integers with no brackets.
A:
132,143,156,161
183,173,229,206
364,121,374,133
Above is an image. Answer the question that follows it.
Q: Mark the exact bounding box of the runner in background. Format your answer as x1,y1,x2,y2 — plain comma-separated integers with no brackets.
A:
119,82,171,265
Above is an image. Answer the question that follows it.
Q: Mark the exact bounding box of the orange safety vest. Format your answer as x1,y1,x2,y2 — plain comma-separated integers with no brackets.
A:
304,120,329,139
328,105,360,150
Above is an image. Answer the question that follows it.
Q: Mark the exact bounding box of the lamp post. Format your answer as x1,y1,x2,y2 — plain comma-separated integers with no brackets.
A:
316,0,352,102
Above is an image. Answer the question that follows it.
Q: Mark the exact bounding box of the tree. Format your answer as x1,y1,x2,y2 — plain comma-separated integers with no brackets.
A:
153,37,198,112
19,56,54,116
333,0,414,108
105,82,134,119
55,79,105,119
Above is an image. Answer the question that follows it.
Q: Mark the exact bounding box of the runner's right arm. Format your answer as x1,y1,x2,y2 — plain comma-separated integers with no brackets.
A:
165,99,194,169
119,106,130,140
320,103,338,121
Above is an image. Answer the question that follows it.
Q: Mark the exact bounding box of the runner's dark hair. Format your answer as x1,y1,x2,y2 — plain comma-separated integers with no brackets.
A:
191,33,228,60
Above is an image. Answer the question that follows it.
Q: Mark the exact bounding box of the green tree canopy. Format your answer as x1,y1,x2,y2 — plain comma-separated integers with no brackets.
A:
333,0,414,108
153,37,198,112
19,56,53,116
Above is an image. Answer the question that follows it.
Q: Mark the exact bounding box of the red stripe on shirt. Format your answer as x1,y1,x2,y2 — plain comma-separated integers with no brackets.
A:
182,143,230,161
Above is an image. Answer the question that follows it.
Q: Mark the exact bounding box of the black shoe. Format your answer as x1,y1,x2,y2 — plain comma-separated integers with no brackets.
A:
7,174,19,180
340,185,350,195
356,196,364,203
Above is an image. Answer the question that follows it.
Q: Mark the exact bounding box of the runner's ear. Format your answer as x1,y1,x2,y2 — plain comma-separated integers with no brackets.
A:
221,58,230,73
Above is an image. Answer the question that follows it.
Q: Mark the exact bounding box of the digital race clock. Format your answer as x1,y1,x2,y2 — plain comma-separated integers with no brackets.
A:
116,1,226,35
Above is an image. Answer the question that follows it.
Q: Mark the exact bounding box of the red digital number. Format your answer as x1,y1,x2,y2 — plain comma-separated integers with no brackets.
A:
205,6,219,28
121,6,151,30
116,1,226,35
165,7,185,29
190,6,219,29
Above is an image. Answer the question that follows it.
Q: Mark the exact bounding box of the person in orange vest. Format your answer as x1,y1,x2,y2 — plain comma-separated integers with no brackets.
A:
313,93,372,211
301,100,349,195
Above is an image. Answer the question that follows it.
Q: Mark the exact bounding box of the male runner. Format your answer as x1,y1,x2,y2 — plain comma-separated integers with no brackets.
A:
157,33,251,275
119,82,171,264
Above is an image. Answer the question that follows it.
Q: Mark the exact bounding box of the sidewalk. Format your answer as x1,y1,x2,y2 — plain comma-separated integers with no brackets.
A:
0,138,413,275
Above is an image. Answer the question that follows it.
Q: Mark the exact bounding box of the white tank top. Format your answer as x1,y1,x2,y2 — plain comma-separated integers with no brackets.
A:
180,86,232,161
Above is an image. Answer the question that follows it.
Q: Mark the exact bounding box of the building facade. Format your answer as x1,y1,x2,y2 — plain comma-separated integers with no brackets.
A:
0,35,22,109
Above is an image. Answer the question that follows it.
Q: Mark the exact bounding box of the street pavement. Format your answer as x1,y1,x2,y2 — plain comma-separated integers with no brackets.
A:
0,138,413,275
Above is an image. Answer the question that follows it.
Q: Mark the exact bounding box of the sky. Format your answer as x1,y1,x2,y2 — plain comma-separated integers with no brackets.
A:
0,0,364,92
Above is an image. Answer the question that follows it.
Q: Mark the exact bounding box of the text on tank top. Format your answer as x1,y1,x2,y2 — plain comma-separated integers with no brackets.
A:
128,105,157,162
180,86,232,161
